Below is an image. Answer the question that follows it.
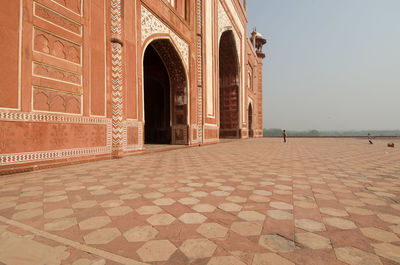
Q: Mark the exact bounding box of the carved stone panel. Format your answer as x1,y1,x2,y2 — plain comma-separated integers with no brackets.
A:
141,6,189,68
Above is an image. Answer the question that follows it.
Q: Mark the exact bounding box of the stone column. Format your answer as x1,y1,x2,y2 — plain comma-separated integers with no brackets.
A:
110,0,124,154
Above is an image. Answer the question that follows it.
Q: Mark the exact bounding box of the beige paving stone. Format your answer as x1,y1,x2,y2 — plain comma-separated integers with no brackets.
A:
218,203,242,212
344,206,374,215
389,225,400,234
83,227,121,245
136,205,162,215
249,195,270,203
0,231,70,265
259,234,295,252
293,201,317,209
123,226,158,242
147,213,176,226
319,207,348,217
295,219,326,232
377,213,400,225
218,186,235,191
153,198,176,206
178,187,195,192
238,211,265,221
45,218,77,231
72,200,97,209
339,199,366,207
275,185,292,190
335,247,383,265
100,200,123,208
295,232,331,249
253,190,272,196
360,227,400,242
270,201,293,210
137,240,176,262
196,223,228,238
143,192,164,199
355,192,378,199
44,196,68,203
105,206,133,216
211,191,231,197
187,182,203,187
230,221,263,236
372,243,400,263
15,202,42,210
192,204,216,213
0,201,17,210
0,196,18,202
12,209,43,220
91,189,111,196
267,210,293,220
252,253,294,265
178,197,200,205
323,217,357,229
180,238,217,259
314,194,336,200
189,191,208,197
179,213,207,224
79,216,111,230
206,182,222,187
360,198,387,206
120,193,141,200
44,208,74,219
44,190,66,196
226,196,247,203
275,190,292,195
207,256,247,265
71,258,106,265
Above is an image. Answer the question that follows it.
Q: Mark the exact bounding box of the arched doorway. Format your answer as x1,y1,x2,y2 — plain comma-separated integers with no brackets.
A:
248,103,253,138
219,30,239,138
143,39,188,145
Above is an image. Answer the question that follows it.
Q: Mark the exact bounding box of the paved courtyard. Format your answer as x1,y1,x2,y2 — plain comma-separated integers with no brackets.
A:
1,138,400,265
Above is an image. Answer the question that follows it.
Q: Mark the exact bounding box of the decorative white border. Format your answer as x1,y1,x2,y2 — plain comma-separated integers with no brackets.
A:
123,120,144,151
141,5,189,68
1,147,111,164
0,111,112,165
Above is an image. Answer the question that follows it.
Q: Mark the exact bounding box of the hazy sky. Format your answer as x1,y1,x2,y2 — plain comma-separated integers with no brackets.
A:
247,0,400,131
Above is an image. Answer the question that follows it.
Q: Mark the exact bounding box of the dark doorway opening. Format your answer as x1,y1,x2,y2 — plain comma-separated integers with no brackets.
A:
143,44,171,144
248,103,253,138
219,30,239,138
143,39,188,145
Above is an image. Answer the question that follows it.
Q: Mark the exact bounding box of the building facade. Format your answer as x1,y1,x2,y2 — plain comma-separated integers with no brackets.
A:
0,0,266,172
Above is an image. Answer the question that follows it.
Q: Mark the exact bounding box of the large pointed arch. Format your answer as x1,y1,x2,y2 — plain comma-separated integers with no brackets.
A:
142,38,189,145
219,30,240,138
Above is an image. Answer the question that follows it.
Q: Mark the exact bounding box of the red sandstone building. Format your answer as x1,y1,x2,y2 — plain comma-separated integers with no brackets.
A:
0,0,266,172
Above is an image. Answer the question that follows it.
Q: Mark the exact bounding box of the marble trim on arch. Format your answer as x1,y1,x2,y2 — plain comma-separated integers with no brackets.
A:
218,0,240,62
141,5,189,68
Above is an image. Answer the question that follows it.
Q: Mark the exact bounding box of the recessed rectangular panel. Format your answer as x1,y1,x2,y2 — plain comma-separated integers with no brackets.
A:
0,0,21,109
90,1,106,116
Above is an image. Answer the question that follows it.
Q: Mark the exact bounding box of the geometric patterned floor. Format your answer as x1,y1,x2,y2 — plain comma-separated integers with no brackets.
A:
1,138,400,265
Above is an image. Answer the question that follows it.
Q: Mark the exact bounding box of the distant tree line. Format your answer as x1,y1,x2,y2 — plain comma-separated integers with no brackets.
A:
263,128,400,137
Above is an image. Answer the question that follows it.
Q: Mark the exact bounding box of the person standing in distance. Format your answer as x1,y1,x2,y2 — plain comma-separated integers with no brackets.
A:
283,130,287,143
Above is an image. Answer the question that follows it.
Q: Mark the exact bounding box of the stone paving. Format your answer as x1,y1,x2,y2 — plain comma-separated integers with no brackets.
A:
1,138,400,265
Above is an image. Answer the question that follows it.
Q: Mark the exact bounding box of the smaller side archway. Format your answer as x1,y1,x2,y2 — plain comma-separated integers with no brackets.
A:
248,103,253,138
219,30,240,139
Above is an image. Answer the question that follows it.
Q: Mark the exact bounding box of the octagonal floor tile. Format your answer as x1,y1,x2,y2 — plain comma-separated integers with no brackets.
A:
196,223,228,238
147,214,176,226
84,227,121,245
180,238,217,259
123,226,158,242
137,240,177,262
